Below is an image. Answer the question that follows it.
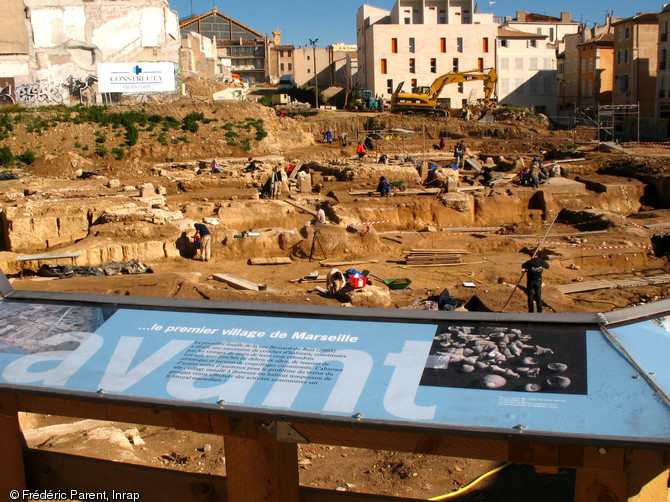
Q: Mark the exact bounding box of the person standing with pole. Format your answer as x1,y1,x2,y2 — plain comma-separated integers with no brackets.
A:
501,213,558,312
522,255,550,313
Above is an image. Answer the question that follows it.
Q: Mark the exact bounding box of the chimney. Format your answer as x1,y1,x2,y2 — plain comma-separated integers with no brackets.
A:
272,28,281,45
561,12,571,22
516,11,526,21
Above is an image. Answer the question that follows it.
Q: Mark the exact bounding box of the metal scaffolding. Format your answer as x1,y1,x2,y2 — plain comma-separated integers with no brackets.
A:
597,103,640,143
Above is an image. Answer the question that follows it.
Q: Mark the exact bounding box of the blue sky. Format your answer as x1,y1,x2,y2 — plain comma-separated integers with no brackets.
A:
170,0,666,47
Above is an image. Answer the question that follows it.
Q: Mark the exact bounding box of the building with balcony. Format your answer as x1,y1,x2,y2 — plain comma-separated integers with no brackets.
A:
179,8,268,83
496,28,557,117
356,0,497,105
657,4,670,119
612,13,659,117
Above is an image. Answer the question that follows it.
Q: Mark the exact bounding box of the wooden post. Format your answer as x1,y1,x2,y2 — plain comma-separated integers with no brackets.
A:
574,449,669,502
0,393,27,494
224,424,298,502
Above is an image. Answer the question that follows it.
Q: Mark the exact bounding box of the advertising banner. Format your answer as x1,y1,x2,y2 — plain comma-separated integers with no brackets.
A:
0,300,668,444
97,62,175,93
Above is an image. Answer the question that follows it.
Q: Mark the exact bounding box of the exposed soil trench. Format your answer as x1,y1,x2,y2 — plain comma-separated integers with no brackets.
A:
2,99,670,500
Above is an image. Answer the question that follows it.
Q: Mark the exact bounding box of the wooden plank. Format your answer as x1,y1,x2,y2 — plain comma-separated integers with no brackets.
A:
225,425,298,502
557,275,670,294
249,257,292,265
12,394,260,439
213,273,259,291
16,252,81,262
556,280,618,294
24,449,413,502
319,259,379,267
0,393,26,494
644,222,670,230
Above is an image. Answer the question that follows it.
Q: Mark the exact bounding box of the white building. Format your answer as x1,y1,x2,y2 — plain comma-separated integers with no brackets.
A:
357,0,498,106
496,28,558,117
503,11,580,54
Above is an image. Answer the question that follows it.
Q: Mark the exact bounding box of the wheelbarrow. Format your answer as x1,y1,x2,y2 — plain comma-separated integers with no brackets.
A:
389,180,407,192
383,277,412,290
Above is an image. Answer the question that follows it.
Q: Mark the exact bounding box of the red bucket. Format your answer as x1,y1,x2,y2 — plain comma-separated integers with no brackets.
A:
349,276,366,288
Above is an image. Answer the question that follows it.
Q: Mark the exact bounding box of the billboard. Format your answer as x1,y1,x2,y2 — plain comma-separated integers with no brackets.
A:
97,62,176,93
0,299,669,445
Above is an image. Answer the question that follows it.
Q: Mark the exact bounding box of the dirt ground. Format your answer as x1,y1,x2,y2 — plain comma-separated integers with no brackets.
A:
2,92,670,500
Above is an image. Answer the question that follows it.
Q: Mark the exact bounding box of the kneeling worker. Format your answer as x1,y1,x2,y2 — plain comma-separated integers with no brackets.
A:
522,255,549,313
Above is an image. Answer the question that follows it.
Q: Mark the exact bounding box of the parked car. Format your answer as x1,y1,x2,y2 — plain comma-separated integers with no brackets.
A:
277,74,297,92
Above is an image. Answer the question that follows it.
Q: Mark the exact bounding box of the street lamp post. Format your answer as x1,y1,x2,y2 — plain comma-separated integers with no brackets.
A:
309,38,319,109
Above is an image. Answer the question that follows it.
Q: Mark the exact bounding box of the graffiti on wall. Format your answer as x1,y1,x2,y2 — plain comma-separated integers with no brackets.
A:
0,78,16,105
16,80,64,105
63,75,98,103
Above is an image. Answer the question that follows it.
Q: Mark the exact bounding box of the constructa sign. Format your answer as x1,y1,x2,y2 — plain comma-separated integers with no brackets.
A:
97,62,175,93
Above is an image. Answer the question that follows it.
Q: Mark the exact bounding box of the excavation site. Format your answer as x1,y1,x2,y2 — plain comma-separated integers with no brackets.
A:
1,95,670,500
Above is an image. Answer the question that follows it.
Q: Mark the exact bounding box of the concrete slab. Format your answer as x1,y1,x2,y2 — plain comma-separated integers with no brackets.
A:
539,177,587,195
213,273,258,291
576,175,644,194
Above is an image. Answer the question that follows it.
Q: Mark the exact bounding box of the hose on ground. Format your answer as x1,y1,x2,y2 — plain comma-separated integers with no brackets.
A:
428,462,512,501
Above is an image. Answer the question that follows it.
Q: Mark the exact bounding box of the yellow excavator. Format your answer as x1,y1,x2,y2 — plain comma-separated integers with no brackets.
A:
390,67,497,116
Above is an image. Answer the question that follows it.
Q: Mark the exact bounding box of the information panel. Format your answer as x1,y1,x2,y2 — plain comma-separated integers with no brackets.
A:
97,62,176,93
0,300,668,444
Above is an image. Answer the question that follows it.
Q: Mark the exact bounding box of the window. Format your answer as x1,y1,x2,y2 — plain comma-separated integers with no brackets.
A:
279,50,284,57
515,78,524,93
617,28,624,40
661,49,667,70
581,80,585,96
530,57,538,70
288,63,292,71
411,78,417,90
409,58,415,73
391,38,398,53
453,58,459,71
440,38,446,53
307,68,311,73
499,39,509,47
483,38,489,53
550,28,554,41
625,27,631,39
457,37,463,53
458,83,464,93
478,58,484,70
527,40,538,48
387,79,394,94
439,17,446,23
619,74,629,94
589,58,594,72
500,79,509,95
381,59,387,74
287,50,292,58
280,63,285,71
409,38,415,53
530,78,538,94
500,58,509,70
625,49,630,63
617,50,622,65
544,57,552,70
307,55,310,60
581,59,585,72
515,58,523,70
404,18,410,24
430,58,437,73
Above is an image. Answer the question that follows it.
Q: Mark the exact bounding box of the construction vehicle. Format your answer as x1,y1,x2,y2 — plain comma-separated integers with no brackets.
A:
344,88,384,111
390,68,497,117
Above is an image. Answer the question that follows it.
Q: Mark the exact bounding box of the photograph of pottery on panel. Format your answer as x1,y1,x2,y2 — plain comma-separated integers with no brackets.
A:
419,323,587,395
0,302,116,354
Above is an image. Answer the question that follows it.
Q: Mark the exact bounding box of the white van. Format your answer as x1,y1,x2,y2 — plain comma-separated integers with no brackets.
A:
277,74,297,92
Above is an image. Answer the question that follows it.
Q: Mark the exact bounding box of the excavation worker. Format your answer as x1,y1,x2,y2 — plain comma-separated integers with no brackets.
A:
522,256,550,313
211,157,222,174
454,141,465,168
193,223,211,262
271,165,283,199
357,141,365,159
377,176,391,197
245,157,260,172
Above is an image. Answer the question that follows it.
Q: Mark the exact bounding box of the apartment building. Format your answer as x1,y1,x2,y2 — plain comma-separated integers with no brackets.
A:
356,0,497,105
496,28,557,116
503,11,579,53
577,33,614,109
612,13,659,117
267,31,295,83
657,5,670,119
180,8,268,83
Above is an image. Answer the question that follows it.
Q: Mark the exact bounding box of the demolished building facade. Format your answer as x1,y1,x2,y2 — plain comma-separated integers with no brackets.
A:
0,0,181,106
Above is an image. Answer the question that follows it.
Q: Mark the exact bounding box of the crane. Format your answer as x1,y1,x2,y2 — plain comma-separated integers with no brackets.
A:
390,67,497,116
